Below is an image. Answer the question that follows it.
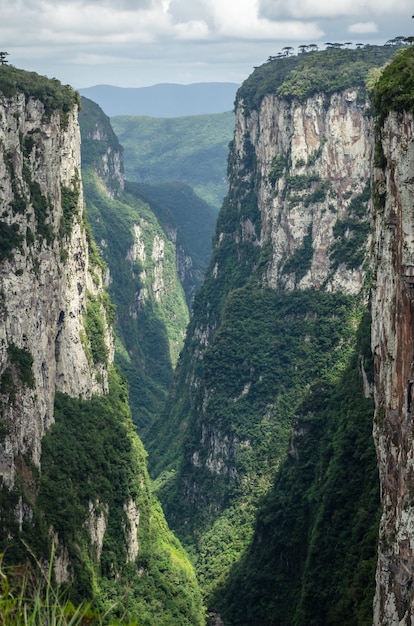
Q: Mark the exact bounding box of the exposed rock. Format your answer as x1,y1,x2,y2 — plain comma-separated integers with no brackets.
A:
372,110,414,624
0,93,112,489
235,88,372,293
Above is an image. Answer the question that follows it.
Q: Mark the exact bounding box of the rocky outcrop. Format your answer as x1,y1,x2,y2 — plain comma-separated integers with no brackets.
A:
372,109,414,624
234,88,372,293
0,91,113,490
79,97,124,197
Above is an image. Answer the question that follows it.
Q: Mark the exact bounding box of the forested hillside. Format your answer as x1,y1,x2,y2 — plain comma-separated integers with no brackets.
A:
148,43,404,624
111,111,234,209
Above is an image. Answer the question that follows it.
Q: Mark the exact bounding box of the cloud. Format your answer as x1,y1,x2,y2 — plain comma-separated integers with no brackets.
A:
174,20,210,40
348,21,378,34
0,0,411,88
258,0,412,20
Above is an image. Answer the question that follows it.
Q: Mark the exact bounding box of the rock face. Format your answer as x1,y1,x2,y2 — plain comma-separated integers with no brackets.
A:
234,88,372,293
0,90,112,490
0,73,206,626
372,109,414,624
181,85,372,494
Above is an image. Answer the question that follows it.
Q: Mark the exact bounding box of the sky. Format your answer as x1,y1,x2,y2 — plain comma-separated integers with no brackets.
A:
0,0,411,89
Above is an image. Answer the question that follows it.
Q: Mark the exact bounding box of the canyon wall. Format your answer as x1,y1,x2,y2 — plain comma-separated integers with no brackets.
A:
371,46,414,624
0,70,205,625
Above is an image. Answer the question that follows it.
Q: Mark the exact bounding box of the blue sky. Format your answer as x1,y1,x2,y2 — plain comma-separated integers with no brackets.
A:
0,0,411,88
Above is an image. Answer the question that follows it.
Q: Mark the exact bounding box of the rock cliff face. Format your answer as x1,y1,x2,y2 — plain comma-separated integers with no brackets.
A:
372,109,414,623
0,89,112,491
0,71,205,625
233,88,371,293
177,85,372,499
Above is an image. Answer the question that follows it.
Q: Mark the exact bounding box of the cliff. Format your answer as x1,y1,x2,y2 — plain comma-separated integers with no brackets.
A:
0,72,110,491
0,67,205,625
79,97,192,433
151,45,399,623
371,46,414,624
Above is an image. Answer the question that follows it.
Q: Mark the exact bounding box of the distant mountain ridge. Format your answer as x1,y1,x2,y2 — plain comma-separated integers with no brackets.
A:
78,82,239,117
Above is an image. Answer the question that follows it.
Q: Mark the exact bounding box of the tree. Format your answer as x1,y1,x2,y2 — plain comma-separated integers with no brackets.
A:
282,46,294,56
298,44,309,54
0,51,9,65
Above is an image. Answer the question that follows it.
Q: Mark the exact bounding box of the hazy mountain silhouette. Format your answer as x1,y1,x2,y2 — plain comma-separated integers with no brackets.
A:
78,82,239,117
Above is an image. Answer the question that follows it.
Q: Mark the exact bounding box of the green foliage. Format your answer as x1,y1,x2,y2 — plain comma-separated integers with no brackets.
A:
0,550,127,626
60,177,80,239
282,227,313,281
83,294,109,366
155,282,364,607
268,155,287,185
238,45,400,111
7,344,35,389
110,111,234,210
0,65,80,119
0,222,23,263
129,181,216,291
81,165,188,433
35,367,205,625
29,180,53,244
286,172,320,191
219,312,379,626
0,368,16,404
373,46,414,126
330,218,370,270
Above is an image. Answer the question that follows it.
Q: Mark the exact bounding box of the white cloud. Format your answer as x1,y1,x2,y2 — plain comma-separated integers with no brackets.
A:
0,0,411,87
348,21,378,34
174,20,210,40
259,0,412,20
202,0,323,40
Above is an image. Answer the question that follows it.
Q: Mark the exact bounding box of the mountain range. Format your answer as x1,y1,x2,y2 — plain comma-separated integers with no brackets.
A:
78,82,239,117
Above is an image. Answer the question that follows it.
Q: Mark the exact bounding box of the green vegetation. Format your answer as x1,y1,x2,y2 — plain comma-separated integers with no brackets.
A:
153,280,367,606
0,65,79,118
7,344,35,389
79,98,196,434
0,222,23,263
373,46,414,126
268,154,287,185
33,367,204,625
282,227,313,281
81,163,189,432
0,67,206,626
0,549,129,625
0,345,35,406
130,181,216,295
110,111,234,209
219,314,379,626
148,44,394,624
237,45,402,111
60,176,80,239
330,218,370,270
83,294,109,366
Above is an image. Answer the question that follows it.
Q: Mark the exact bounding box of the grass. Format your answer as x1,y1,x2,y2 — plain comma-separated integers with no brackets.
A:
0,545,136,625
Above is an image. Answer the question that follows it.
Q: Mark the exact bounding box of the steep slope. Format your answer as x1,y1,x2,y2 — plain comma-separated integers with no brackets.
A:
0,66,205,625
371,46,414,625
79,97,191,432
151,45,399,621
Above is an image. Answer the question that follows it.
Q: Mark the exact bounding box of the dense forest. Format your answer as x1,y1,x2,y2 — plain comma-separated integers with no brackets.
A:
1,39,414,625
